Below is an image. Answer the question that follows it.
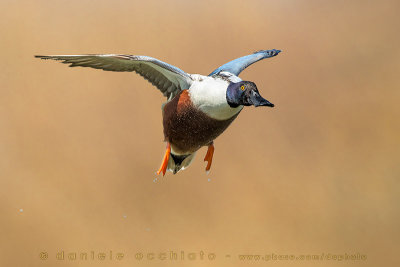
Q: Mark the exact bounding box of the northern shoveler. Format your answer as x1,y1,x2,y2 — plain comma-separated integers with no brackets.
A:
35,49,281,175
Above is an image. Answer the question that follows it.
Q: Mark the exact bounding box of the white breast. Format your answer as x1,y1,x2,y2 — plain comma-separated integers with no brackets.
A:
188,74,243,120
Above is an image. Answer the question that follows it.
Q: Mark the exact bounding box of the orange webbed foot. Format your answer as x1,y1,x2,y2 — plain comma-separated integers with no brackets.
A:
157,142,171,176
204,143,214,172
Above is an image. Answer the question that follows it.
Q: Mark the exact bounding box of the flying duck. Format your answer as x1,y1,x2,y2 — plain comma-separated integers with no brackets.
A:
35,49,281,175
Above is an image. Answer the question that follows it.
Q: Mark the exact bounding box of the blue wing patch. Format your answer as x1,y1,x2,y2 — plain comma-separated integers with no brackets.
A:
209,49,281,76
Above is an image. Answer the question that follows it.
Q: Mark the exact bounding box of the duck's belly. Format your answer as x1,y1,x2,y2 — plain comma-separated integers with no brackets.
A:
162,90,239,155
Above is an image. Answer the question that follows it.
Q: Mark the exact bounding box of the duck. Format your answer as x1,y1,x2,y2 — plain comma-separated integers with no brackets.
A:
35,49,281,175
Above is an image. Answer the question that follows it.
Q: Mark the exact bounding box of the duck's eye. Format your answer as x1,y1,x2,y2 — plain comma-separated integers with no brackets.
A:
240,85,245,91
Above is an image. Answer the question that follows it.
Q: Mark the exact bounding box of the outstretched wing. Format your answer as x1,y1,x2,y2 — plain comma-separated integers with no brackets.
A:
209,49,281,76
35,54,193,99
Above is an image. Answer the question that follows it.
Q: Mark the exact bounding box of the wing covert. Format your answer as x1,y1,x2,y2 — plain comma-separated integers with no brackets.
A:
209,49,281,76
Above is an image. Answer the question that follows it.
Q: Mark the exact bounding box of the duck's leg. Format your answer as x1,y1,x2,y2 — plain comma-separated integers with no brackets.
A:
204,142,214,172
157,142,171,176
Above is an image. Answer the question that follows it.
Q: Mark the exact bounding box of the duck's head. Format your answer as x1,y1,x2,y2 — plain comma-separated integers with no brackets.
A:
226,81,274,108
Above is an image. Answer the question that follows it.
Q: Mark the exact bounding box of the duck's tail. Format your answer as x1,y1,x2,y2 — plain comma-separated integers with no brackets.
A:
167,152,196,174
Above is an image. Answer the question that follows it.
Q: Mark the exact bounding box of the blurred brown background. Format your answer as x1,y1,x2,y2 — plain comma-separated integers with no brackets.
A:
1,0,399,266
